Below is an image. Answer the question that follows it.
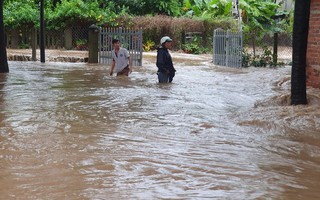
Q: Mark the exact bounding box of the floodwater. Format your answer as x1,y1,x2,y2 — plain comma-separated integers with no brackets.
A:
1,54,320,200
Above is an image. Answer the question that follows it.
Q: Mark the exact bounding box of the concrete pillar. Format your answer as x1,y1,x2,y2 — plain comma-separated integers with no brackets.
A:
88,24,99,63
64,28,73,50
31,28,37,61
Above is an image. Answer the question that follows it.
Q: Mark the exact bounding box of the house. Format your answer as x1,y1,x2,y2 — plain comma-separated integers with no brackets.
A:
306,0,320,88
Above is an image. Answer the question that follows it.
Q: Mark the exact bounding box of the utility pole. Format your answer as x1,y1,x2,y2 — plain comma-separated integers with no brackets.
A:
232,0,241,31
40,0,45,63
273,0,278,65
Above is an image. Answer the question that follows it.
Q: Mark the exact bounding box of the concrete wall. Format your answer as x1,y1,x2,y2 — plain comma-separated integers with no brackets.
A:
307,0,320,88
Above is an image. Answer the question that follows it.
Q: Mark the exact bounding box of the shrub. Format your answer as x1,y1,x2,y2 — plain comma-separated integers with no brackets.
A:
143,40,155,51
131,15,235,51
242,46,285,67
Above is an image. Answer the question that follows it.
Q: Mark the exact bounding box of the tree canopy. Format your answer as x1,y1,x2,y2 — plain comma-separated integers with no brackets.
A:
3,0,186,29
3,0,291,31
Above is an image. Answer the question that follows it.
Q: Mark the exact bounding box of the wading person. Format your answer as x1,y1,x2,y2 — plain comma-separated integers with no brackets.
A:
110,39,132,76
156,36,176,83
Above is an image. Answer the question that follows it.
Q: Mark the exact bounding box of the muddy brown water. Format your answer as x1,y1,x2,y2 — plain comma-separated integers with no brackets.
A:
1,54,320,199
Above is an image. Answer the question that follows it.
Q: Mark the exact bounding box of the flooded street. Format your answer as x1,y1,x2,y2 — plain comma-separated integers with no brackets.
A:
1,54,320,199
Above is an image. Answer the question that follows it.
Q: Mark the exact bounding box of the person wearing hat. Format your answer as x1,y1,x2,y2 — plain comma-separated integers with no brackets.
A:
110,39,132,76
156,36,176,83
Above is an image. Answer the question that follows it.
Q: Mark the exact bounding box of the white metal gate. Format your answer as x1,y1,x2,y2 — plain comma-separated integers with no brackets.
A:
213,29,243,68
99,27,143,66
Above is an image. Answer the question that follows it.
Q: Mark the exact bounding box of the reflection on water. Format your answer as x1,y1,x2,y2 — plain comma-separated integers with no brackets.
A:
1,58,320,200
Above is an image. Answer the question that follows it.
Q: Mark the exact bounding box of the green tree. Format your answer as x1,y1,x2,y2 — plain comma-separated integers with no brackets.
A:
0,0,9,73
240,0,281,54
183,0,287,54
102,0,183,16
183,0,233,18
291,0,309,105
3,0,124,29
3,0,38,29
47,0,120,28
143,0,183,16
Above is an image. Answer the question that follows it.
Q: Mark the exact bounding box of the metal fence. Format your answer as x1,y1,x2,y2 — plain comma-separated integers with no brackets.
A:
5,26,89,50
213,29,243,68
244,33,292,64
99,27,143,66
5,25,291,65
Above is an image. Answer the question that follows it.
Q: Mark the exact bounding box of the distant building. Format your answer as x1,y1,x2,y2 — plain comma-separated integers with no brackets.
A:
279,0,294,11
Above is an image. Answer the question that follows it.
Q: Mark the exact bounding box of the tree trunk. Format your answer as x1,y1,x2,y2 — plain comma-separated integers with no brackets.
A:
291,0,310,105
0,0,9,73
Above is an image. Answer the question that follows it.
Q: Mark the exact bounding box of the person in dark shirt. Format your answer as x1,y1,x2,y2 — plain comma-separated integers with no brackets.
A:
156,36,176,83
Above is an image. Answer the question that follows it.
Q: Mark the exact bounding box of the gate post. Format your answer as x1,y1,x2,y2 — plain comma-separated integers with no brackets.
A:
88,24,99,63
31,27,37,61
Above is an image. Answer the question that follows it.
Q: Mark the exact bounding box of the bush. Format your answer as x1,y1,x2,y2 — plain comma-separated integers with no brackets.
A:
143,40,155,51
242,46,285,67
130,15,236,51
182,35,210,54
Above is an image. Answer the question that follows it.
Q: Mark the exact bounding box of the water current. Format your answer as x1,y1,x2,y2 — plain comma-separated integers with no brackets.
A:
1,54,320,199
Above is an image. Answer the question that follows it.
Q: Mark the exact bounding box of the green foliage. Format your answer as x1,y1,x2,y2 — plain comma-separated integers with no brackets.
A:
131,15,234,51
75,39,87,50
47,0,121,28
184,0,233,19
182,42,209,54
3,0,38,28
4,0,126,30
143,40,155,52
154,0,183,16
240,0,290,55
2,0,293,57
115,0,183,16
182,36,209,54
242,46,285,68
241,0,281,33
241,48,251,67
19,41,29,49
184,0,291,56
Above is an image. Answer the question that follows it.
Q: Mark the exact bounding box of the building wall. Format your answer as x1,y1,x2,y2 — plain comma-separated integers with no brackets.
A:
307,0,320,88
279,0,294,11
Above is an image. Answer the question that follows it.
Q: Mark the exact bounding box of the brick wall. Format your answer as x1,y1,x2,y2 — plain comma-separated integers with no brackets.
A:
307,0,320,88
